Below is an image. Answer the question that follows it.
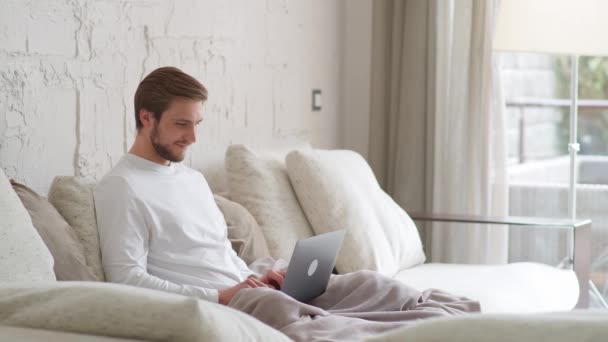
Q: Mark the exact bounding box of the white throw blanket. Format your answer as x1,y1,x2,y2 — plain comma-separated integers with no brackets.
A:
229,270,479,341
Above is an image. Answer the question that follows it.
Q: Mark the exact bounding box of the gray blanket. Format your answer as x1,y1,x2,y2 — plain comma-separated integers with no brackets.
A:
229,270,480,341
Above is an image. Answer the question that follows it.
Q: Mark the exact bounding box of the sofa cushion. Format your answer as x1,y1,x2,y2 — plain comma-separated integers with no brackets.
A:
0,169,55,282
0,281,290,342
286,149,426,276
394,262,579,313
214,194,271,265
11,181,99,281
48,177,105,281
0,326,140,342
369,310,608,342
225,144,314,261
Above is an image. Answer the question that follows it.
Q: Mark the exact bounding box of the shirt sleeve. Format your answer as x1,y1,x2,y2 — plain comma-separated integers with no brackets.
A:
94,175,220,303
226,238,257,279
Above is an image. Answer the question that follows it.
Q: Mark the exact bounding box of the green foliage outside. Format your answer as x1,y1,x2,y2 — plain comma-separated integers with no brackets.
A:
554,56,608,155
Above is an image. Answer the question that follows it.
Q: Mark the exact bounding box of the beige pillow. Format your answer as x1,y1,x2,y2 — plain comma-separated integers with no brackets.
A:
0,169,55,281
0,282,291,342
225,144,314,261
286,149,426,276
48,177,105,281
11,181,100,281
214,194,271,264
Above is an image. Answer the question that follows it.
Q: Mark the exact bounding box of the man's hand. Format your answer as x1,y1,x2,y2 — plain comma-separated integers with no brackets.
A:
259,270,287,290
218,270,287,305
218,277,270,305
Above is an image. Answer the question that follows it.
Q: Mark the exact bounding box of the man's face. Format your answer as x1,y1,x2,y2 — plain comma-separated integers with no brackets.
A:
149,98,203,163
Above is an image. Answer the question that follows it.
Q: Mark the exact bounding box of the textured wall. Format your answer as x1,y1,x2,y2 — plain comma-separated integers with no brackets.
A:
0,0,343,195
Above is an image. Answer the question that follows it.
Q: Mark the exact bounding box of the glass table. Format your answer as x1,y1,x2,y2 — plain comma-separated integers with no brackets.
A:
410,212,593,308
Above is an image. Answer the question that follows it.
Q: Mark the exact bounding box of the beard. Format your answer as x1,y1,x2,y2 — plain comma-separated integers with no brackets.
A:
150,125,186,163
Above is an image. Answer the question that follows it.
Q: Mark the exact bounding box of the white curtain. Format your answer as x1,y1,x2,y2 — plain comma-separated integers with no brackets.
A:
369,0,432,216
429,0,508,264
369,0,508,264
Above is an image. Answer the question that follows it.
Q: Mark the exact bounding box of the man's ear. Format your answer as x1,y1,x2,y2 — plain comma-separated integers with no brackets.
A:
139,109,155,129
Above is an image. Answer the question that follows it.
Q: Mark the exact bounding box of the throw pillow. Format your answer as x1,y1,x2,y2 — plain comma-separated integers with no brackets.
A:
0,282,291,341
214,194,271,265
225,144,314,261
48,176,105,281
0,168,55,281
285,149,426,276
11,180,99,281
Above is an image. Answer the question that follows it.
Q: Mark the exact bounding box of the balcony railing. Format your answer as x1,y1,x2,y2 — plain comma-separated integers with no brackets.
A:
506,98,608,164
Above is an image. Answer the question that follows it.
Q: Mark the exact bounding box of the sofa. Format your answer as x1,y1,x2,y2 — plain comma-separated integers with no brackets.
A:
1,144,607,341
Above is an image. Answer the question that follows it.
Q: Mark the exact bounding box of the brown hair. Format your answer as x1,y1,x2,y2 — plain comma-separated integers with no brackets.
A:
134,67,208,130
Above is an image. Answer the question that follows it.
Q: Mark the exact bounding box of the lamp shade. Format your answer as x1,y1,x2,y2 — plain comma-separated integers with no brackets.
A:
494,0,608,56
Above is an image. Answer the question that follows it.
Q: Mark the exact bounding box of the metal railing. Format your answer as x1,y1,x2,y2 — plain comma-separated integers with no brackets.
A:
506,98,608,164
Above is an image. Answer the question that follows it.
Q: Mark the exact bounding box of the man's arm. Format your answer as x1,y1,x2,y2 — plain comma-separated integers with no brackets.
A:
225,238,258,279
94,176,221,302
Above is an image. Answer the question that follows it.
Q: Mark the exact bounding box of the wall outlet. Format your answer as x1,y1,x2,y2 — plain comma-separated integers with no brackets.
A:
312,89,322,111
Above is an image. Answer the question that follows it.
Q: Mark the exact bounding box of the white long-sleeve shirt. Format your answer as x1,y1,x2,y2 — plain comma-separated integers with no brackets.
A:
94,153,254,303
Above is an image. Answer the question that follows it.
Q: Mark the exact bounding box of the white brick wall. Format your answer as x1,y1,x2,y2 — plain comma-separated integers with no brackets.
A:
0,0,344,195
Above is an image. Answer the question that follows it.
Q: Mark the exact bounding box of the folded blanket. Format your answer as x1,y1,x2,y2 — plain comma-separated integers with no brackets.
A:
0,281,290,342
228,270,480,341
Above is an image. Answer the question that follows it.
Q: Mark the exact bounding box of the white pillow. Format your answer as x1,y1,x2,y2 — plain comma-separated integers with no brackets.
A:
225,144,314,261
0,168,55,281
48,177,105,281
0,282,290,341
285,149,426,276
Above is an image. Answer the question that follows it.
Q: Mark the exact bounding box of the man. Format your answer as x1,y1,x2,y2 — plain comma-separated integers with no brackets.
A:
95,67,479,340
94,66,282,305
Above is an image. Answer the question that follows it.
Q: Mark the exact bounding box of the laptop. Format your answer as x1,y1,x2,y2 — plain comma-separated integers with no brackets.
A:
280,229,346,302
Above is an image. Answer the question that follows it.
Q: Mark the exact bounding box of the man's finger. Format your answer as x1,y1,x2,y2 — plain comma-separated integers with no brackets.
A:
272,270,285,285
249,277,269,288
266,271,283,289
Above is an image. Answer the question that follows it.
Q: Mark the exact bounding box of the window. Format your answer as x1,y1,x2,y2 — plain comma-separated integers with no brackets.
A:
500,53,608,307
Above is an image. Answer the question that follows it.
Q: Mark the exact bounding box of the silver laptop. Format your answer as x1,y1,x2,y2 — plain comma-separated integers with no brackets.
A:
281,230,346,302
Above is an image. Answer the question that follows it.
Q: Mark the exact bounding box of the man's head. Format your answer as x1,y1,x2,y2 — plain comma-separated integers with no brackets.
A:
134,67,207,163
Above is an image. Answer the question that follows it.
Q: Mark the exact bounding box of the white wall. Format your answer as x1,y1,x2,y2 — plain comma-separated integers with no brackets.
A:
0,0,344,195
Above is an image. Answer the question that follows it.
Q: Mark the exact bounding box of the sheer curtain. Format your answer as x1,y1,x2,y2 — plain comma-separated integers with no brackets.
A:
369,0,508,264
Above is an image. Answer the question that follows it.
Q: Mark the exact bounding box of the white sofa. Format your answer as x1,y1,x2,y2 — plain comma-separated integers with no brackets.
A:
220,145,582,313
0,145,606,341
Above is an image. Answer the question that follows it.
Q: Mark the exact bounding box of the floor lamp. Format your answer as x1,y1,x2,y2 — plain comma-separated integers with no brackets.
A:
494,0,608,307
